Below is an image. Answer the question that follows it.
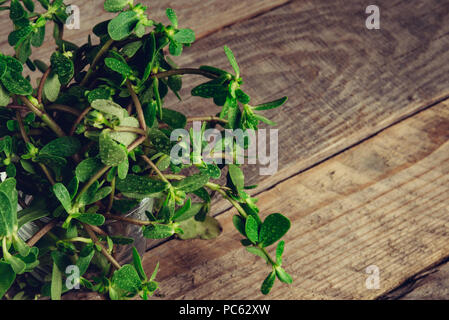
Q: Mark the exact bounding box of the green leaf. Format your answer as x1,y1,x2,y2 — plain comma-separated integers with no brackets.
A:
0,70,33,95
99,130,128,166
174,202,203,222
121,41,142,58
253,114,276,126
108,11,139,41
105,57,133,77
228,164,244,191
40,136,81,158
117,156,129,180
276,240,285,266
76,246,95,276
51,262,62,300
233,215,246,237
91,99,125,122
142,224,174,239
246,246,269,264
116,174,169,198
50,52,74,85
0,84,10,106
191,83,224,98
12,234,30,257
169,40,182,56
31,26,45,47
253,96,288,111
43,71,60,102
0,262,16,299
5,163,16,178
177,216,222,240
112,264,141,293
245,215,259,243
34,154,67,168
17,200,49,228
132,247,147,281
166,8,178,28
160,108,186,129
4,56,23,73
199,163,221,179
110,116,139,146
104,0,130,12
147,129,172,155
0,59,6,79
236,89,250,104
5,254,26,274
224,45,240,78
275,266,292,284
8,26,32,46
261,271,276,295
173,173,209,193
0,192,15,237
22,0,34,12
87,87,111,104
9,0,26,21
259,213,291,248
52,183,72,213
75,213,105,226
173,29,195,44
76,158,104,183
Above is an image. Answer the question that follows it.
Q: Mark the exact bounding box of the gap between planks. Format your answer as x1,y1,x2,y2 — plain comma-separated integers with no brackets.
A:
140,99,449,300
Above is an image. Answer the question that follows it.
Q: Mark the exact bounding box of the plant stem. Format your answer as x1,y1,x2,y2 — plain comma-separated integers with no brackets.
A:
187,116,228,123
103,213,152,226
37,67,51,104
27,220,58,247
107,177,116,213
113,126,147,136
69,106,91,136
16,111,55,185
19,96,65,137
126,79,147,132
83,223,121,270
141,155,169,184
207,183,248,219
80,38,114,87
46,104,82,117
152,68,219,80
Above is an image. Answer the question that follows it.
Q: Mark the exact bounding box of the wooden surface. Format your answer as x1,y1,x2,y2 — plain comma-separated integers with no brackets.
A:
2,0,449,299
143,101,449,299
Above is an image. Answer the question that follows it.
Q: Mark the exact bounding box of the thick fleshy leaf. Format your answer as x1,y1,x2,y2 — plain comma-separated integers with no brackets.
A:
52,183,72,213
112,264,141,293
99,130,128,166
0,70,33,95
0,262,16,299
142,224,174,239
261,271,276,295
253,97,288,111
0,192,13,236
40,136,81,158
91,99,126,122
104,0,130,12
166,8,178,28
50,52,74,85
224,45,240,77
173,29,195,44
76,158,104,183
110,116,139,146
276,240,285,266
245,215,259,243
43,71,61,102
51,262,62,300
160,108,186,129
108,11,139,41
132,247,147,281
275,266,292,284
177,216,222,240
173,173,209,193
75,213,105,226
87,87,111,104
147,129,172,155
116,174,169,198
174,202,204,222
228,164,244,191
105,57,133,77
259,213,291,248
0,84,10,106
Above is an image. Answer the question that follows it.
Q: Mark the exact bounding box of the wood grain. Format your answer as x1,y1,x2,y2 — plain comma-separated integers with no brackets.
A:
155,0,449,216
141,100,449,299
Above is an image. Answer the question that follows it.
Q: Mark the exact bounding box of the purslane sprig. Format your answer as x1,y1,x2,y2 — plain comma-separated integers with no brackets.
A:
0,0,290,300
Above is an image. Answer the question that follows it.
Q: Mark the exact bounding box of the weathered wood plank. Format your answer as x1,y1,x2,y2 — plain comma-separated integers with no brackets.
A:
156,0,449,216
141,101,449,299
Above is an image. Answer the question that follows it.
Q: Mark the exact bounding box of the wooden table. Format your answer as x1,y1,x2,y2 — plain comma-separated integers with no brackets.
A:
2,0,449,300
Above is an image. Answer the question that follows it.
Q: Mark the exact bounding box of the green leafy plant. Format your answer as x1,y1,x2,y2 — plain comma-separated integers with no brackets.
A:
0,0,290,300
